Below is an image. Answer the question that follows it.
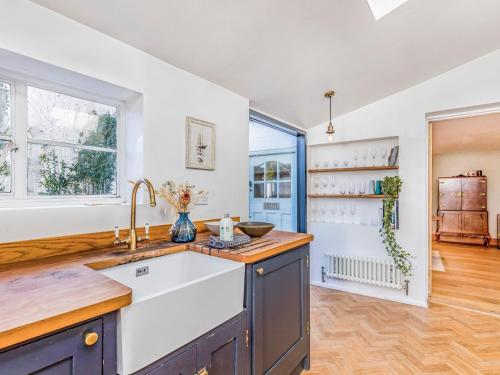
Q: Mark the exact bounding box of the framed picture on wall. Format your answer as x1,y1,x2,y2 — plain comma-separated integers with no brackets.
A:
185,116,216,170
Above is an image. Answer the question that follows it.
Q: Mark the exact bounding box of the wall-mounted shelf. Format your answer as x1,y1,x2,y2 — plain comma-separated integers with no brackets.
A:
308,194,384,199
308,166,398,173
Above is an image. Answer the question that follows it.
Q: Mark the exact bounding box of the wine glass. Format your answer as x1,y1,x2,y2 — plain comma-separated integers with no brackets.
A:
311,202,318,221
339,205,346,223
353,151,359,167
361,149,368,167
321,176,329,194
350,204,357,224
330,204,337,223
329,176,337,194
313,176,320,194
379,146,388,166
370,147,377,166
320,205,327,222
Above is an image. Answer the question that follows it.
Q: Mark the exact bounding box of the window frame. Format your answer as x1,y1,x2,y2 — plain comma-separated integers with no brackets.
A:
0,69,126,207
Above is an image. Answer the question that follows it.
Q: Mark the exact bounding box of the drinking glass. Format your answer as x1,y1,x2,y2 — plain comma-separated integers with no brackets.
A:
359,181,366,194
343,159,349,167
321,176,329,194
370,147,377,166
329,176,337,194
320,205,327,222
323,161,330,169
333,160,339,168
313,176,320,193
379,146,388,166
339,205,346,223
348,182,355,195
361,149,368,167
353,151,359,167
314,161,320,168
350,204,357,224
330,204,337,223
339,182,346,195
311,203,318,221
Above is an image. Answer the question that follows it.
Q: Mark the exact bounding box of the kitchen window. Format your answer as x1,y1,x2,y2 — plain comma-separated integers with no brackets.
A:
0,74,124,206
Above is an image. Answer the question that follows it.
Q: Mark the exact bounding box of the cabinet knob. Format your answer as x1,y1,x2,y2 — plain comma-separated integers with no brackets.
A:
255,267,265,276
198,367,209,375
84,332,99,346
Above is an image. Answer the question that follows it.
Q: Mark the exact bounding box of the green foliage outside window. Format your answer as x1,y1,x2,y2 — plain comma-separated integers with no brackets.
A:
38,112,117,195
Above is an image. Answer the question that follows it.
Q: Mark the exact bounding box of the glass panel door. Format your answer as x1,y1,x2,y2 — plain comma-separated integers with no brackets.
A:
249,119,299,231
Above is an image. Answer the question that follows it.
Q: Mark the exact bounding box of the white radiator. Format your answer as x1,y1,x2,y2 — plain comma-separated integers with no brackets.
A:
323,253,404,289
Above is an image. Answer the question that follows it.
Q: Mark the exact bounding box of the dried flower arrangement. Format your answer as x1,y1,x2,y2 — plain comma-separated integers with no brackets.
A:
157,181,207,213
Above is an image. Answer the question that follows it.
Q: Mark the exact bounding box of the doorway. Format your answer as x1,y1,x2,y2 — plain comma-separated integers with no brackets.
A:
428,108,500,315
248,112,306,232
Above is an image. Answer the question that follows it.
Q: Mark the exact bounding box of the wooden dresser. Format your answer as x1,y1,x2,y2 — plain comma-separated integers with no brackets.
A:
437,176,490,246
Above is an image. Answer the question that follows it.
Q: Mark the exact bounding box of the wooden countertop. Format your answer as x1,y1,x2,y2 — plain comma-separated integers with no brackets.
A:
0,230,312,350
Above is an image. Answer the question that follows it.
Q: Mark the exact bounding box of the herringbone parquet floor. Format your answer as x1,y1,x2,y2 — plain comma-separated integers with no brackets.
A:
305,287,500,375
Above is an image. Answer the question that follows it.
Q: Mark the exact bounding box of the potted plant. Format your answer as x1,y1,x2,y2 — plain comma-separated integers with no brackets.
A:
380,176,412,278
158,181,207,243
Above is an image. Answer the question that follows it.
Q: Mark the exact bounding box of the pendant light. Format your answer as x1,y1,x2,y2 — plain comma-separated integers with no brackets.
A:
325,90,335,142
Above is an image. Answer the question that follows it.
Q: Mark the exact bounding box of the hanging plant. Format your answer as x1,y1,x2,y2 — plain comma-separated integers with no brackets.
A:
380,176,413,277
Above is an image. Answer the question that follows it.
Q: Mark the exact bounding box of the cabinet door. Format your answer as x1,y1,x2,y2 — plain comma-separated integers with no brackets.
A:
438,211,462,233
147,346,196,375
462,211,488,235
197,314,247,375
438,178,462,210
252,247,310,375
461,177,487,211
0,319,103,375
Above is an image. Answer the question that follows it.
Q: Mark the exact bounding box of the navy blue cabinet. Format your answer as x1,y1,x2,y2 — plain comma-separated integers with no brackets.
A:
197,312,247,375
248,245,310,375
146,346,197,375
0,314,117,375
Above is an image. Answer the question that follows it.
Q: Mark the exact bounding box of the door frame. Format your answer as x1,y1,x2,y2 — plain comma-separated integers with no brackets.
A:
249,110,307,233
426,102,500,298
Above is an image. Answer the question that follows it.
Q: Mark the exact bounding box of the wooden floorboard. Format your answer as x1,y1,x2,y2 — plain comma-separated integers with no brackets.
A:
431,241,500,315
305,286,500,375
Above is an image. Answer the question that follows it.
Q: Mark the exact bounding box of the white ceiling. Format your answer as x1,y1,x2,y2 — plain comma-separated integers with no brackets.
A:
31,0,500,128
432,113,500,154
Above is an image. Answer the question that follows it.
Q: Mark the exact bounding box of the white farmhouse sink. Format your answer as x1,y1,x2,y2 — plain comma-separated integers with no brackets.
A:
99,251,245,374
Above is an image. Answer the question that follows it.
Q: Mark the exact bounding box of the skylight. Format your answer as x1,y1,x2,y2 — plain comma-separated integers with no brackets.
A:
367,0,409,20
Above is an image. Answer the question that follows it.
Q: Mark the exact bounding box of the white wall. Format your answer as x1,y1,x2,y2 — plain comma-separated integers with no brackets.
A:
432,150,500,238
0,1,249,242
308,48,500,306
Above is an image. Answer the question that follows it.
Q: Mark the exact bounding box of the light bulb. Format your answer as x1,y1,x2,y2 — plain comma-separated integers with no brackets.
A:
327,133,334,142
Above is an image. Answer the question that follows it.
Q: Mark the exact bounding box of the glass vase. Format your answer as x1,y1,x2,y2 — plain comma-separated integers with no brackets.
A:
171,212,197,243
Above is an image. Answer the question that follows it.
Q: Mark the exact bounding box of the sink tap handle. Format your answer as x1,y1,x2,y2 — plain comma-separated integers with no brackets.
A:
144,223,150,240
113,226,123,245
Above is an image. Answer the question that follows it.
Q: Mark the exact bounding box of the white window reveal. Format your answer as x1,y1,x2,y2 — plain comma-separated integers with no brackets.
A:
0,74,124,206
0,81,13,194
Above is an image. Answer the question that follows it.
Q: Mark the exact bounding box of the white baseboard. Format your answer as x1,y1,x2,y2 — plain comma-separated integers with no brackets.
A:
311,280,428,308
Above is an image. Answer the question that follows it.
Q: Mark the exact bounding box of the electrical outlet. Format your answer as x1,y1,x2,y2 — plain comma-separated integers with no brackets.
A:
196,194,209,206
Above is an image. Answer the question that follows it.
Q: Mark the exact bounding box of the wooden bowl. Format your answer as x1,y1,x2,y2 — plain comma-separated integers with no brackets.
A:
235,222,274,237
